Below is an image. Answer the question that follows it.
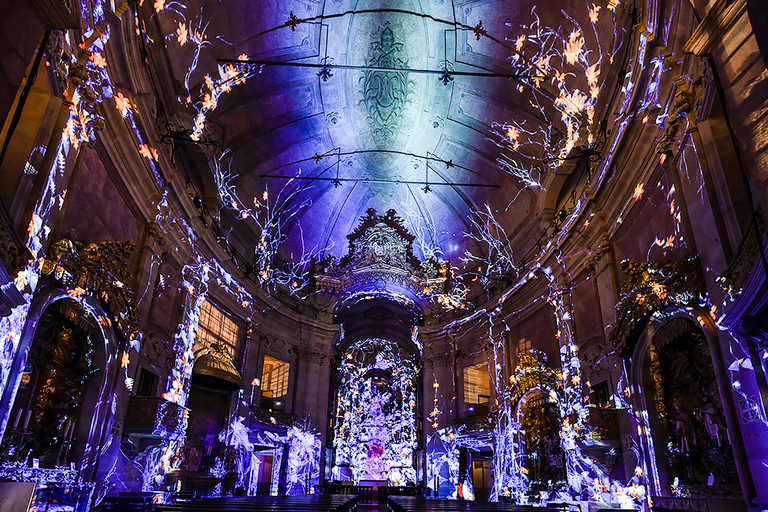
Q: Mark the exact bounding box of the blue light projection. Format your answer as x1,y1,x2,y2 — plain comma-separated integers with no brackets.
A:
214,415,321,496
0,0,746,507
332,338,418,485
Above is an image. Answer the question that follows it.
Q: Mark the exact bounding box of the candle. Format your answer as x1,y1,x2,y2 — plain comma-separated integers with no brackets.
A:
23,410,31,430
13,409,22,429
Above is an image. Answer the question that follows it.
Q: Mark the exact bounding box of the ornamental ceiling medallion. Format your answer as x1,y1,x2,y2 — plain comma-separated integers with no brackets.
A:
346,11,424,173
311,208,461,308
361,24,414,148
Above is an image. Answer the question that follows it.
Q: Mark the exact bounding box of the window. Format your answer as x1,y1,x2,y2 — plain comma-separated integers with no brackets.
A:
136,368,159,396
590,380,610,409
261,356,290,399
463,363,490,405
516,338,532,358
197,300,240,359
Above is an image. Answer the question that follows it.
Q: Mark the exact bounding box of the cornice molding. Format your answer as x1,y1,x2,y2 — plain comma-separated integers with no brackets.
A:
31,0,78,30
684,0,748,55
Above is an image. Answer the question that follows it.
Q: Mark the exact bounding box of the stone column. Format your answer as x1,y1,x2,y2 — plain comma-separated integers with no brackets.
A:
133,222,166,329
317,351,331,482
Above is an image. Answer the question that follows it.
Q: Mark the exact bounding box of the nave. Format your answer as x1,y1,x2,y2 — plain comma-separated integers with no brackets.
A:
1,0,768,510
101,492,600,512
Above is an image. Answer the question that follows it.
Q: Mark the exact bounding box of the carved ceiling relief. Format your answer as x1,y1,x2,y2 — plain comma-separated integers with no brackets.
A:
342,13,427,174
361,24,415,148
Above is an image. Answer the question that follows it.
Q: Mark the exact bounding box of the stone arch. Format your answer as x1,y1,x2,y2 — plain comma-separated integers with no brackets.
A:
0,283,120,481
503,349,566,489
629,305,740,497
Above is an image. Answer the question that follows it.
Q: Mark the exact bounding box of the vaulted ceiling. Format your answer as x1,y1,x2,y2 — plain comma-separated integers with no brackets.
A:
148,0,627,304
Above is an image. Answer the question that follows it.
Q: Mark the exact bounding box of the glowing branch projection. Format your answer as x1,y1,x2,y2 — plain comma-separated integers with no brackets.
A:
462,205,519,288
216,416,321,496
1,0,153,452
496,349,562,501
489,3,625,195
332,338,418,485
163,260,211,406
212,153,315,295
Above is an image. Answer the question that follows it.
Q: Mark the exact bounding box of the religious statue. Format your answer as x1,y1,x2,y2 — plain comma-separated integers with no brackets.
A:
699,392,727,448
671,401,696,453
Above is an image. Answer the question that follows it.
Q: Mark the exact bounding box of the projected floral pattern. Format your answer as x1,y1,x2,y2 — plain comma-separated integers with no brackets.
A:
332,338,418,484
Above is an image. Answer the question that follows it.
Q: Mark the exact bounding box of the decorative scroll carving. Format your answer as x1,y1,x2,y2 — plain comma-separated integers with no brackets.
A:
41,239,139,339
610,258,706,356
658,87,696,158
143,332,174,370
311,209,460,306
580,342,608,377
361,24,414,146
717,211,766,300
656,54,715,159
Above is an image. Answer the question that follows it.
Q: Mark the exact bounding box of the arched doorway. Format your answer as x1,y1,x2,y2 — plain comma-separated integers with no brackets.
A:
495,349,566,500
517,389,566,488
0,286,118,480
331,338,419,485
632,316,738,495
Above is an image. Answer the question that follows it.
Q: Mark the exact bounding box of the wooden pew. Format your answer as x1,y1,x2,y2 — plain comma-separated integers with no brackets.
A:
104,495,153,511
153,494,357,512
387,495,566,512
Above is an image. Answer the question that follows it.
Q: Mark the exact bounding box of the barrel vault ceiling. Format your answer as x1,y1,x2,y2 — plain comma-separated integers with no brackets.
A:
147,0,623,291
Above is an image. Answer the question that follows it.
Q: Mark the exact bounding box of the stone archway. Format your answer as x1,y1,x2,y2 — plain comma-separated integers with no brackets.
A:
0,285,119,481
514,387,566,488
630,309,741,498
493,350,565,499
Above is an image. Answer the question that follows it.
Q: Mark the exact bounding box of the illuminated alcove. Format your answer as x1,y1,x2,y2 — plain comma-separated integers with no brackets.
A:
330,337,420,485
630,312,742,499
0,286,119,481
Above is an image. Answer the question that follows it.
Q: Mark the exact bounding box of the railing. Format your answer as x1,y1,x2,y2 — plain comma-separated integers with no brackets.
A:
315,484,375,503
651,496,709,511
123,396,188,436
315,484,428,504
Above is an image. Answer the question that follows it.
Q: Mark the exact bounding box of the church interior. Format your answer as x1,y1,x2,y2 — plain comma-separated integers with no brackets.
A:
0,0,767,511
